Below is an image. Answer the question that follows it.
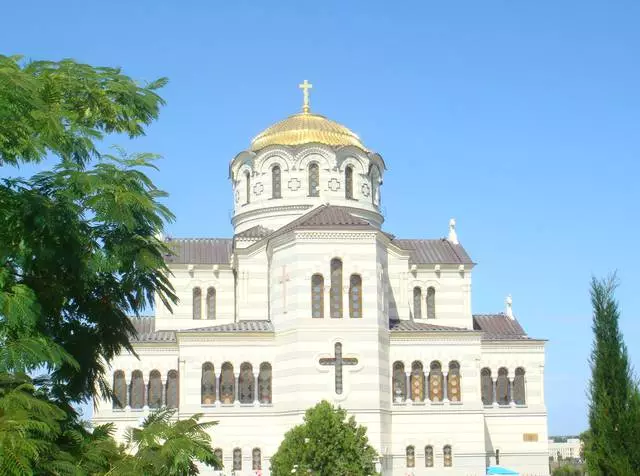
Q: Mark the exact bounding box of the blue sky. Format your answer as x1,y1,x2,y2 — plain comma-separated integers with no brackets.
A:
3,0,639,435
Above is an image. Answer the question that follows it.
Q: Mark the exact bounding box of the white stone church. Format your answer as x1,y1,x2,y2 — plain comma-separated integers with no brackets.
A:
93,82,550,475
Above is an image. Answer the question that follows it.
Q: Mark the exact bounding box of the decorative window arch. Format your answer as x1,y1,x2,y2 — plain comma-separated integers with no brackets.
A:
410,361,425,402
252,448,262,470
129,370,144,409
425,445,434,467
308,162,320,197
447,361,461,402
239,362,255,403
311,274,324,318
330,258,343,318
148,370,163,408
481,368,493,405
166,369,178,408
213,448,223,471
513,367,526,405
406,445,415,468
258,362,272,403
245,171,251,204
426,286,436,319
349,274,362,318
345,165,354,199
428,361,444,402
201,362,216,405
272,165,282,199
413,287,422,319
192,287,202,320
220,362,235,404
443,445,453,467
392,361,406,402
233,448,242,471
496,367,510,405
206,287,216,320
112,370,126,409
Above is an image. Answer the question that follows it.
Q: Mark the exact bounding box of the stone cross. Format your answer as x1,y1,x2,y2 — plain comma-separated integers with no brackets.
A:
279,266,290,313
319,343,358,395
299,79,313,113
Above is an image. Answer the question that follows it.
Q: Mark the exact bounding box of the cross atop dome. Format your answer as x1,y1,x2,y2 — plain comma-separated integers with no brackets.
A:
299,79,313,113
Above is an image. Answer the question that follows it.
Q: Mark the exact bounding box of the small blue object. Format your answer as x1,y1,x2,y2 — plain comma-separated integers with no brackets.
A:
486,466,520,475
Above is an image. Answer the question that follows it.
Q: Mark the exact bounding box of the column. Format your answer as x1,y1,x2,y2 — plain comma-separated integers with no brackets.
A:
443,372,449,402
509,378,514,405
492,377,497,406
254,374,260,405
215,368,221,405
405,372,411,403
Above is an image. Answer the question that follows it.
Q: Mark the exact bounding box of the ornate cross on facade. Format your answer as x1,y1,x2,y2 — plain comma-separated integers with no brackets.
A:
319,342,358,394
279,265,290,313
299,79,313,113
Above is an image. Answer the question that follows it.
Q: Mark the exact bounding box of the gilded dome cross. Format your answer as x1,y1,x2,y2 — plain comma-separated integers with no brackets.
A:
298,79,313,113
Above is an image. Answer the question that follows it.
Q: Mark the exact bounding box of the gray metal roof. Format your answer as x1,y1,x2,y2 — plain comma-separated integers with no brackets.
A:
129,318,176,343
472,314,530,340
164,238,232,265
235,225,273,239
393,239,473,265
181,320,274,333
389,320,476,333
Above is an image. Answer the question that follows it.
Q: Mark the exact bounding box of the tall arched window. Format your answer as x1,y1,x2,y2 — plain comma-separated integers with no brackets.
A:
245,171,251,204
447,361,461,402
308,163,320,197
428,361,444,402
148,370,163,408
129,370,144,409
233,448,242,471
166,370,178,408
258,362,272,404
406,446,415,468
112,370,127,409
239,362,255,403
496,367,510,405
345,166,353,199
481,368,493,405
192,287,202,320
426,287,436,319
425,445,434,467
220,362,235,404
392,361,406,402
513,367,526,405
201,362,216,405
413,287,422,319
206,287,216,320
272,165,282,199
443,445,453,467
371,166,380,206
410,361,425,402
213,448,223,471
311,274,324,318
252,448,262,471
330,258,343,318
349,274,362,318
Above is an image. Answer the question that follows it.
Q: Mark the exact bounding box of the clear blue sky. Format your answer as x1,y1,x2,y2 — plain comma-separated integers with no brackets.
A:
3,0,639,435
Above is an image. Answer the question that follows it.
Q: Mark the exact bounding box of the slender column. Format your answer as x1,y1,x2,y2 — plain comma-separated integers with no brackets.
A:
254,375,260,404
509,378,514,404
215,369,221,404
443,372,449,402
492,378,497,406
405,372,411,402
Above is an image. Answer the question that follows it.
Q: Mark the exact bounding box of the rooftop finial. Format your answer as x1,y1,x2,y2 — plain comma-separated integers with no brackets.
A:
299,79,313,113
448,218,459,244
505,294,514,319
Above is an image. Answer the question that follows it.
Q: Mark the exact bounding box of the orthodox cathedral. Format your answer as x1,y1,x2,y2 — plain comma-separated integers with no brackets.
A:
93,81,550,475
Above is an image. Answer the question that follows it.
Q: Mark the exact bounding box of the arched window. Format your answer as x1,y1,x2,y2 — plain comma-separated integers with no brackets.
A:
426,287,436,319
213,448,223,471
496,367,510,405
308,163,320,197
148,370,163,408
129,370,144,409
245,171,251,204
272,165,282,199
392,361,406,402
233,448,242,471
220,362,235,404
513,367,526,405
481,368,493,405
192,287,202,320
443,445,453,467
258,362,272,404
413,287,422,319
410,361,425,402
206,287,216,320
252,448,262,470
166,370,179,408
330,258,343,318
201,362,216,405
112,370,127,409
406,446,415,468
345,166,353,199
447,361,461,402
349,274,362,318
239,362,255,403
311,274,324,318
428,361,444,402
425,445,434,467
371,166,380,206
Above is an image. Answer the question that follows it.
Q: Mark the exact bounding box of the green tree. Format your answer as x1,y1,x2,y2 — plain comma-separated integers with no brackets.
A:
270,401,378,476
584,275,640,475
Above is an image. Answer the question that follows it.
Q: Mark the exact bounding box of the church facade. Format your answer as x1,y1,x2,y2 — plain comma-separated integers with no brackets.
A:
93,82,550,475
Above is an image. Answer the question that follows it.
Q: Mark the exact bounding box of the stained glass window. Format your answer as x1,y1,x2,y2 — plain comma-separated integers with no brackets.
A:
220,362,235,404
410,361,425,402
413,287,422,319
213,448,223,471
349,274,362,318
308,163,319,197
245,171,251,204
258,362,272,404
371,166,380,206
206,287,216,320
513,367,526,405
192,287,201,320
330,258,343,318
426,287,436,319
443,445,453,467
425,445,434,467
233,448,242,471
166,370,179,408
447,361,461,402
496,367,510,405
428,361,443,402
481,368,493,405
252,448,262,470
112,370,126,409
406,446,415,468
129,370,144,409
238,362,255,403
345,166,353,199
311,274,324,318
201,362,216,405
272,165,282,199
392,361,406,402
147,370,163,408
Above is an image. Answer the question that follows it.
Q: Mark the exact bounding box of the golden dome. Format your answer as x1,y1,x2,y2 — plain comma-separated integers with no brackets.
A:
250,112,368,152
